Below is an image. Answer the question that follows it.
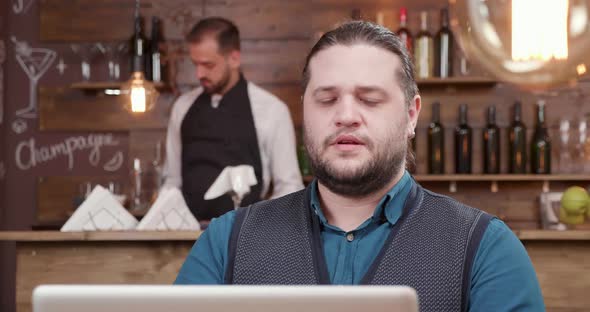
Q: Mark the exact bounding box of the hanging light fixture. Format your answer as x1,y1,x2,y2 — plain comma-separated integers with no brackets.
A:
449,0,590,90
121,0,158,113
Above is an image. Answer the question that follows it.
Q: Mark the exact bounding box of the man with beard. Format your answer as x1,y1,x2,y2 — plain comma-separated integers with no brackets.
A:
163,17,303,221
175,21,544,311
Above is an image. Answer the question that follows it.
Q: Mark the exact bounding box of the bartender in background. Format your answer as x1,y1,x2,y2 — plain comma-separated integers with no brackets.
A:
163,17,303,220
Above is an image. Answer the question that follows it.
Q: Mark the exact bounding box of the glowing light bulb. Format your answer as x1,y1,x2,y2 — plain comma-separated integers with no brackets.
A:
450,0,590,90
131,86,147,113
121,71,158,113
511,0,568,62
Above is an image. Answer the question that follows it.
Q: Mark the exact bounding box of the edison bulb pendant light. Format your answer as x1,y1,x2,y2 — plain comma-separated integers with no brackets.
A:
449,0,590,90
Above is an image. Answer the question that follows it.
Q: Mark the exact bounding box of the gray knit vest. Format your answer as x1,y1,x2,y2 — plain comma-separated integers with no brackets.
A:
225,181,492,312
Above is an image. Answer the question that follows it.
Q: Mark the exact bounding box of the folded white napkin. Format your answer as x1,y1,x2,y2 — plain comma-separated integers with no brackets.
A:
61,185,138,232
204,165,258,207
136,187,200,231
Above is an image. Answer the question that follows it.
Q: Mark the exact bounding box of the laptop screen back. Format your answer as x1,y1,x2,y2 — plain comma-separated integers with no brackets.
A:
33,285,419,312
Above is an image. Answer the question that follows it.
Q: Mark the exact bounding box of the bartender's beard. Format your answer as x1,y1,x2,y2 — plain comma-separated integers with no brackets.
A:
304,126,406,197
201,66,231,95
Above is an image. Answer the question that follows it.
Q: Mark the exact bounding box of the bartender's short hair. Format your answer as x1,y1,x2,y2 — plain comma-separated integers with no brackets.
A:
186,17,241,53
302,21,418,107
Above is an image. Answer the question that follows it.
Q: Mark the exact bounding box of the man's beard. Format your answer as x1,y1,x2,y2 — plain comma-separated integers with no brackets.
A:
201,67,231,94
304,127,406,198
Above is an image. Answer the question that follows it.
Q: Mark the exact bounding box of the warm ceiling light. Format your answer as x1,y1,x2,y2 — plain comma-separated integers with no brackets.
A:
450,0,590,90
511,0,568,62
121,71,158,113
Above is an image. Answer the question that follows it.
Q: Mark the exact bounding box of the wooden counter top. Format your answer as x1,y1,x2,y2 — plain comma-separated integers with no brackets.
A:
1,230,590,242
0,231,201,241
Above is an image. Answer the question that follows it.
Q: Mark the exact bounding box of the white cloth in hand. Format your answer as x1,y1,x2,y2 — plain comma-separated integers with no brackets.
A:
203,165,258,205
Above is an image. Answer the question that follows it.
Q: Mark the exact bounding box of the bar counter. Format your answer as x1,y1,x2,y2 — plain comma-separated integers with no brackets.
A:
1,230,589,312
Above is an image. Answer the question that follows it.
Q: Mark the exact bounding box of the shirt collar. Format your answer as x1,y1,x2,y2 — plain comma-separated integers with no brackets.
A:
310,170,413,227
207,73,246,109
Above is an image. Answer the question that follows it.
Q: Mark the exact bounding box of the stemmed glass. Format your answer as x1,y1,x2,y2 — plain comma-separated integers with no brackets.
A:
96,42,129,81
70,43,101,82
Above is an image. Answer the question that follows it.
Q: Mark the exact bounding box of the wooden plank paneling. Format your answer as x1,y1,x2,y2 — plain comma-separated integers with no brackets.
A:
40,0,204,42
261,83,303,129
0,231,201,242
15,242,192,312
129,130,167,165
525,241,590,311
39,87,174,131
422,181,537,223
205,0,312,40
173,39,309,86
11,239,590,312
40,0,314,42
40,0,137,42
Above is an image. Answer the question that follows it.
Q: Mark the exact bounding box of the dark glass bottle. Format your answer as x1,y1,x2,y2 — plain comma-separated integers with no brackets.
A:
509,101,527,173
483,105,500,174
455,104,472,173
396,7,413,56
531,100,551,174
408,135,417,174
434,7,453,78
351,8,362,20
148,16,165,82
297,129,312,178
428,102,445,174
130,14,148,73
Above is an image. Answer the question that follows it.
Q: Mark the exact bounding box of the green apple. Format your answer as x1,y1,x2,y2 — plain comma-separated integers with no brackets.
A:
559,207,586,225
560,186,589,216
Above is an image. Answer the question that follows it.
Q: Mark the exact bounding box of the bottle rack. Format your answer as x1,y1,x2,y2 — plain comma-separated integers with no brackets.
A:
303,174,590,193
70,81,168,91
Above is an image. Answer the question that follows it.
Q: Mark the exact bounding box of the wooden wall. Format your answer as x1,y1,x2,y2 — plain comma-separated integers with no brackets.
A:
26,0,590,229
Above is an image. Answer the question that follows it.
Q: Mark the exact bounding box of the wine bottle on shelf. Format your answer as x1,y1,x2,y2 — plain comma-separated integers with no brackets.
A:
434,7,453,78
508,101,527,173
428,102,445,174
483,105,500,174
455,104,472,173
396,7,413,56
415,11,434,78
297,129,312,177
408,135,417,174
130,12,148,74
351,8,362,20
148,16,165,83
531,100,552,174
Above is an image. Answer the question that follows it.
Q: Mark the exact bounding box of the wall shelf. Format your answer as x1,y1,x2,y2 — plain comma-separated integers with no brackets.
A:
413,174,590,182
70,81,168,91
304,174,590,183
416,77,497,87
1,230,589,242
515,230,590,241
303,174,590,193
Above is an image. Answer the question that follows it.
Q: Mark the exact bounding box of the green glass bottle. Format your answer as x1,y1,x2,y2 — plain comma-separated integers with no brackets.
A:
531,100,551,174
509,101,527,173
428,102,445,174
483,105,500,174
454,104,472,173
297,132,312,178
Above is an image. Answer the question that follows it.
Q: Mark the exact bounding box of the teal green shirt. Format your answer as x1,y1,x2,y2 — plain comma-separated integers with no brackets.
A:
175,171,545,311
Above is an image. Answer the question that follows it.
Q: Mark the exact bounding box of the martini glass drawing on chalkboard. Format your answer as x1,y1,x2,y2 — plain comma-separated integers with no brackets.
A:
11,37,56,119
